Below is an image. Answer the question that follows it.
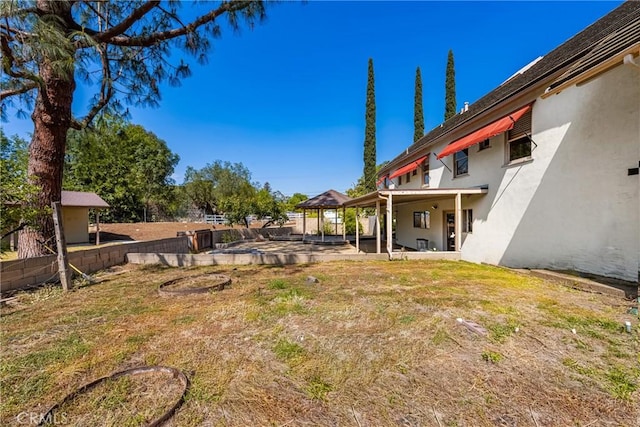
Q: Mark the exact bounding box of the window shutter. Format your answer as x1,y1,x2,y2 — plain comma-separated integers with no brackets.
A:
508,109,532,139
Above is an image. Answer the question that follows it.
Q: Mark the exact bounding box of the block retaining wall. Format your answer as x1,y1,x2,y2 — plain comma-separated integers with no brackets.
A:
126,251,461,267
0,226,295,293
1,237,189,293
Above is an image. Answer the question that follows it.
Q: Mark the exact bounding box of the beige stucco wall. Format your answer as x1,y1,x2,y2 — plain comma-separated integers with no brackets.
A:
394,63,639,281
62,206,90,244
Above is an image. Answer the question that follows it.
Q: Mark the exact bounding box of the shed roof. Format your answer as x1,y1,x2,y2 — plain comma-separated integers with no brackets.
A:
61,191,109,208
380,0,640,175
296,189,352,209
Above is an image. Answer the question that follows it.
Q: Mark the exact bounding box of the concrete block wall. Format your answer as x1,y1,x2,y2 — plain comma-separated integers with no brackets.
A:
0,236,189,293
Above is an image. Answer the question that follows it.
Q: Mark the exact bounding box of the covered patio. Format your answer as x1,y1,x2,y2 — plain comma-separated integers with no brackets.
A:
344,186,489,257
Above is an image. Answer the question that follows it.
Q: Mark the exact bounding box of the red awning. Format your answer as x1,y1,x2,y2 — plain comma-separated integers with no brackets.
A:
376,175,388,186
389,155,427,179
436,105,532,159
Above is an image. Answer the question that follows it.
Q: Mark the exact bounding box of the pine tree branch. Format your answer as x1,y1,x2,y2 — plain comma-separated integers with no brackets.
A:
71,43,113,130
105,1,259,47
0,33,42,87
0,82,38,100
92,1,159,43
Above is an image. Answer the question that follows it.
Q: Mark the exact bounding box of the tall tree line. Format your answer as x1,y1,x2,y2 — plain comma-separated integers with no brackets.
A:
363,58,377,193
414,67,424,142
444,49,457,121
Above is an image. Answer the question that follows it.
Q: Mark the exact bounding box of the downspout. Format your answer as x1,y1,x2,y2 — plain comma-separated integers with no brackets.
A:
623,54,640,71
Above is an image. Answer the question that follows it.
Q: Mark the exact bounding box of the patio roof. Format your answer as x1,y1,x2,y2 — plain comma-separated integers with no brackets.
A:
344,186,489,208
296,189,352,209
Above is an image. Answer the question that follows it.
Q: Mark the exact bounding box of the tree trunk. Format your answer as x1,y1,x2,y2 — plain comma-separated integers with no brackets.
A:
17,53,75,258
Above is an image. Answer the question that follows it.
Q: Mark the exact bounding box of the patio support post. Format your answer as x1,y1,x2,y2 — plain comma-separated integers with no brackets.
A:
455,192,462,251
355,207,360,253
386,193,393,256
376,200,381,254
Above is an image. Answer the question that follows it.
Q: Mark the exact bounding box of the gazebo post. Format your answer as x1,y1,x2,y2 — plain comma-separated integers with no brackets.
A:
317,210,320,238
320,208,324,242
96,209,101,246
342,206,346,241
302,209,306,238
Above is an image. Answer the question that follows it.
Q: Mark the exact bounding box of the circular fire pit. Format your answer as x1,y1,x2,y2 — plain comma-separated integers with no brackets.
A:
38,366,189,427
158,273,231,296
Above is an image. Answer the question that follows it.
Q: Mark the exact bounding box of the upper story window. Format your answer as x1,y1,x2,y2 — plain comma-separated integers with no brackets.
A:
506,108,532,163
478,139,490,151
422,156,430,186
398,175,402,186
454,148,468,177
507,136,531,162
405,172,411,183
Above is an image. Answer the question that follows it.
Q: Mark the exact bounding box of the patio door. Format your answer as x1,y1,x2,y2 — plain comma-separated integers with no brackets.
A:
444,211,455,251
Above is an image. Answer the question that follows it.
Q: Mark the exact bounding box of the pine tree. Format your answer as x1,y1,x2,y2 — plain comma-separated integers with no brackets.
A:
414,67,424,142
0,1,267,258
444,49,457,121
363,58,377,192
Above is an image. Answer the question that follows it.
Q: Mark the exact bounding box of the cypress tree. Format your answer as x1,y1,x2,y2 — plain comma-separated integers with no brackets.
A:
363,58,377,192
444,49,457,121
414,66,424,142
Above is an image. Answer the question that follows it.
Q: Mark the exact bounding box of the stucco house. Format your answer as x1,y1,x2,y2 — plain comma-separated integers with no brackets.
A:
346,1,639,282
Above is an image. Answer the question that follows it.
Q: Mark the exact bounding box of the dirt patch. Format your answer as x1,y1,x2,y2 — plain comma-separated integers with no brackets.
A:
92,222,273,242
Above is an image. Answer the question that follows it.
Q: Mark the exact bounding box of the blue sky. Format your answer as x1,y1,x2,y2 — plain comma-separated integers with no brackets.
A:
2,1,624,197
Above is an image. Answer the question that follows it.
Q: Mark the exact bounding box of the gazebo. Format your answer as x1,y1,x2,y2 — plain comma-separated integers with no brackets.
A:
295,189,352,242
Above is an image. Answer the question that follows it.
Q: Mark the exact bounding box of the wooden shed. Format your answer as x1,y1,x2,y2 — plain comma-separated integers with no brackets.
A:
61,191,109,244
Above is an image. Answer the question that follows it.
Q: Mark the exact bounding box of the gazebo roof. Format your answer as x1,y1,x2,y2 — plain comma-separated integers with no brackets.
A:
295,189,352,209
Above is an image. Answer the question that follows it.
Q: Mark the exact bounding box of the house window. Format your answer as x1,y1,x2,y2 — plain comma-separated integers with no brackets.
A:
454,149,468,177
412,169,417,176
405,172,411,183
507,135,531,162
463,209,473,233
506,108,532,163
478,139,490,151
422,156,430,186
413,211,430,229
398,175,402,186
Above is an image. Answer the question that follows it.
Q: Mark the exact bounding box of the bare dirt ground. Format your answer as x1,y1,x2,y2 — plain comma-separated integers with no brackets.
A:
93,222,266,242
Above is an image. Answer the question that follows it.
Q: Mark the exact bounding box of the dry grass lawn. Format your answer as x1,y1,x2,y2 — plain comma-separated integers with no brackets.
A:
1,260,638,426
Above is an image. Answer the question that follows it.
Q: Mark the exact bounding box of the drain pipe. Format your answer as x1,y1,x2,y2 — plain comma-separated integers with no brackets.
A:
623,54,640,71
